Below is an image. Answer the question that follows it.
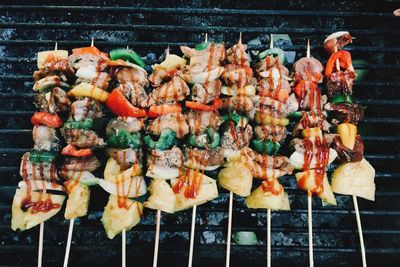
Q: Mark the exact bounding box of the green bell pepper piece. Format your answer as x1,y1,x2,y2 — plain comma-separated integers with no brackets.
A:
252,139,281,155
189,128,220,149
106,129,141,149
195,42,209,51
257,47,286,64
109,48,146,68
144,128,177,150
331,94,353,104
221,113,249,127
64,118,94,130
29,149,58,163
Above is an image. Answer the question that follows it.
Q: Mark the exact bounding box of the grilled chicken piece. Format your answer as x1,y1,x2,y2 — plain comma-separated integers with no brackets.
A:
106,117,143,136
298,86,328,112
255,96,293,118
180,43,226,62
184,147,225,170
115,83,149,108
293,114,331,136
257,77,291,94
324,102,365,125
19,153,59,182
186,110,222,134
61,156,100,172
32,126,59,151
35,87,71,113
106,148,143,170
324,31,353,54
76,71,110,91
326,70,356,97
147,113,189,139
190,79,222,104
290,135,335,154
293,57,324,83
61,128,104,148
110,66,149,87
223,95,254,112
255,55,290,77
254,125,287,143
149,76,190,105
147,146,184,179
222,64,253,89
71,97,104,121
149,68,177,87
221,122,253,150
226,42,250,67
33,59,74,82
69,53,108,71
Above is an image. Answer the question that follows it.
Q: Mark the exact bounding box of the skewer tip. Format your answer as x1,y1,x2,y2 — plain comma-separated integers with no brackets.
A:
307,39,311,58
54,42,58,51
239,32,242,44
269,34,274,49
91,38,94,47
205,33,208,43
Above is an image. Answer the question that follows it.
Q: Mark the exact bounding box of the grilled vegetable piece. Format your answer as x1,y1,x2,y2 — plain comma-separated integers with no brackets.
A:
144,179,176,213
289,148,337,170
254,112,289,127
33,76,70,92
61,144,93,157
337,122,357,149
98,176,146,198
110,48,145,68
105,89,147,117
257,47,286,63
101,195,143,239
61,170,99,186
37,50,69,69
29,149,58,163
64,182,90,219
148,104,182,118
68,82,109,102
252,140,280,155
218,157,253,197
325,50,354,77
152,53,186,70
64,118,94,130
189,128,220,149
295,170,337,205
106,129,141,149
11,188,65,231
323,31,353,54
31,112,63,128
171,169,218,212
331,158,375,201
246,185,290,210
144,128,177,150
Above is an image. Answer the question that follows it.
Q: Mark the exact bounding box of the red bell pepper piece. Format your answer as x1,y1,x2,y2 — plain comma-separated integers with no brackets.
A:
185,98,223,111
72,46,109,59
31,112,62,128
325,50,353,77
61,144,93,157
105,89,147,117
148,104,182,118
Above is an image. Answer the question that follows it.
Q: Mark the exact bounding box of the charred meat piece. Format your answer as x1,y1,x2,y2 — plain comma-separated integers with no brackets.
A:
326,70,356,97
32,126,59,151
333,135,364,163
61,156,100,172
186,110,222,134
69,53,108,71
110,66,149,88
20,153,59,182
149,76,190,105
33,59,74,82
106,148,143,170
191,79,221,104
222,64,253,89
34,87,71,113
61,128,104,148
71,97,104,122
106,117,143,136
221,122,253,150
324,102,365,125
146,113,189,139
147,146,184,170
293,57,324,83
254,125,287,143
115,83,149,108
293,113,331,136
324,31,353,54
223,95,254,112
226,42,250,67
184,147,225,167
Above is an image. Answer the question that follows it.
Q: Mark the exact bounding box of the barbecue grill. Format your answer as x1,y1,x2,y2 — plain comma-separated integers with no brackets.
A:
0,1,399,266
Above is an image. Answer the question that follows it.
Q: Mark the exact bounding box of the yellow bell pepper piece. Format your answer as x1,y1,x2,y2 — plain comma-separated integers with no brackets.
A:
337,123,357,149
68,82,109,102
254,112,289,126
302,127,323,138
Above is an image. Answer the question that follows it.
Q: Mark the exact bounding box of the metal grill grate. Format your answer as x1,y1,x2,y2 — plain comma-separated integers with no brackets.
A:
0,1,400,266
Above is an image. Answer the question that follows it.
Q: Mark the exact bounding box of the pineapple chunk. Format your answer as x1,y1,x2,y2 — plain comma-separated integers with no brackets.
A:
152,54,186,70
172,170,218,212
64,183,90,219
144,179,176,213
245,186,290,210
104,157,122,181
101,195,143,239
68,82,109,102
331,158,375,201
218,161,253,197
11,188,65,231
37,50,68,69
295,170,337,205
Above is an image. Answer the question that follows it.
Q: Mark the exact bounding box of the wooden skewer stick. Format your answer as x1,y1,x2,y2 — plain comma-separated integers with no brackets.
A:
122,229,126,267
225,191,233,267
267,208,271,267
37,221,44,267
153,209,161,267
306,39,314,267
353,195,367,267
270,34,274,49
63,218,75,267
188,204,197,267
91,38,94,47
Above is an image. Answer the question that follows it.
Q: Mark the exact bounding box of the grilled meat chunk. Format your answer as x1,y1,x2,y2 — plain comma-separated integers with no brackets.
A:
333,135,364,163
33,59,74,82
61,156,100,172
148,146,184,170
226,42,250,67
223,95,254,112
190,79,221,104
69,53,107,71
34,87,71,113
106,117,143,136
184,147,225,168
221,122,253,150
293,57,324,83
149,68,177,87
149,76,189,105
147,113,189,139
71,97,104,121
32,126,59,151
222,64,253,89
186,110,222,134
20,153,59,182
255,55,289,77
254,125,287,143
76,69,110,91
326,70,356,97
324,102,365,125
180,43,225,63
106,148,143,170
110,66,149,87
324,31,353,54
61,128,104,148
116,83,149,108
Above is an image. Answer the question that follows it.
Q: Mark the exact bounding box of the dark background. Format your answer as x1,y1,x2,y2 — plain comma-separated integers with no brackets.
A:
0,0,399,266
